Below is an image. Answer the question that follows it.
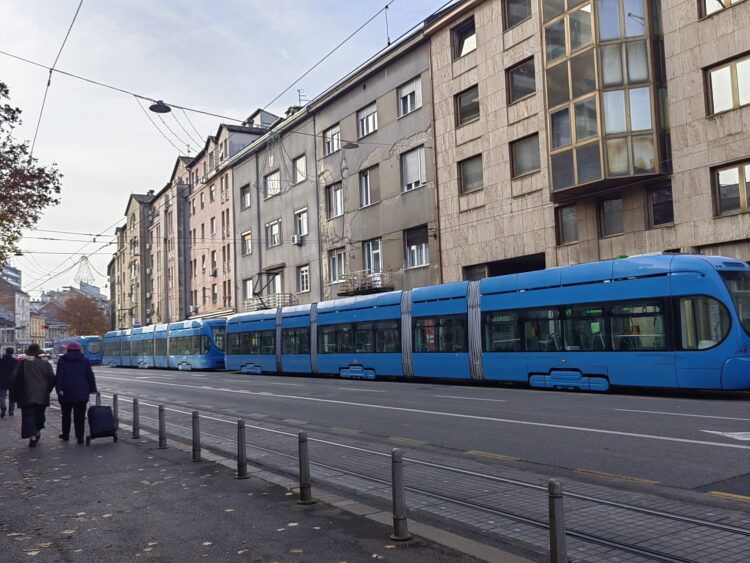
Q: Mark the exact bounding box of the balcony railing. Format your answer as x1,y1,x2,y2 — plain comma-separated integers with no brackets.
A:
244,293,299,312
338,269,395,296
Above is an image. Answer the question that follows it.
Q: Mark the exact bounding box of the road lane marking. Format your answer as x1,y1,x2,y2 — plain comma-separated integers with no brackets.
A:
96,376,750,450
466,450,518,462
270,382,305,387
616,409,750,422
708,491,750,503
575,469,659,485
339,387,386,393
434,395,506,403
389,436,427,446
701,431,750,441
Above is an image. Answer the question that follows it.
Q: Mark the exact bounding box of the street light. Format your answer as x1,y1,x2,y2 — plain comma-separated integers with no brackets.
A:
149,100,171,114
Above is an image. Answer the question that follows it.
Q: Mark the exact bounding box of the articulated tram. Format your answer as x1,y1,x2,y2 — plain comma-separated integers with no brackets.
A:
104,255,750,392
225,254,750,391
52,336,104,365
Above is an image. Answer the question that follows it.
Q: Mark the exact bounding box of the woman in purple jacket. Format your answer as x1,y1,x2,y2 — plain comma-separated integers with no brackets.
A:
55,342,98,444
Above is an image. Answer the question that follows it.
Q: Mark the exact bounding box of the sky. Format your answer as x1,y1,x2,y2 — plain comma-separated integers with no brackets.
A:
0,0,446,298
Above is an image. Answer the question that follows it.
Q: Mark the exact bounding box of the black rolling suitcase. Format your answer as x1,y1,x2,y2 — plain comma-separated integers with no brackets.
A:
86,405,118,445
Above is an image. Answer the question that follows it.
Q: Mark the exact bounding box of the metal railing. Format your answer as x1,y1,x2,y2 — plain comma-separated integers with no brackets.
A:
338,269,395,296
243,293,299,311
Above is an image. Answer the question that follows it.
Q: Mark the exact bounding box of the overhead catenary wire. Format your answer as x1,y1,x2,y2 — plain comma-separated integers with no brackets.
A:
134,96,184,154
156,112,191,154
29,0,84,157
171,111,203,148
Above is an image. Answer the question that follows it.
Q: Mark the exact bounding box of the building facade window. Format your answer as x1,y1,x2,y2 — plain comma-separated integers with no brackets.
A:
294,208,309,237
264,170,281,198
210,217,216,236
714,160,750,216
357,103,378,138
323,124,341,156
209,185,216,202
453,17,476,59
511,134,541,177
267,271,283,295
405,225,429,268
456,85,480,125
707,55,750,114
508,58,535,103
212,284,218,303
359,166,380,207
329,248,346,283
363,238,382,275
297,265,310,293
702,0,741,17
647,183,674,227
401,147,426,191
556,205,578,244
398,76,422,116
504,0,532,29
265,220,281,247
599,196,624,237
459,155,484,193
240,185,251,209
326,183,344,218
241,231,252,255
200,193,205,209
463,264,487,281
243,278,253,299
292,155,306,184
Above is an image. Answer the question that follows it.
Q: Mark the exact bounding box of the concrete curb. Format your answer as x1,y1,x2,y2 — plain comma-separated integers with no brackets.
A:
118,421,535,563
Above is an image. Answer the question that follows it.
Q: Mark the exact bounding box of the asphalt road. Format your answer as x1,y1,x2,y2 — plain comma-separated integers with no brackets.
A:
94,366,750,494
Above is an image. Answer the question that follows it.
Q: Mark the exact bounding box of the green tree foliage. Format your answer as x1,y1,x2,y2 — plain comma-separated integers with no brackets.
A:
0,81,62,265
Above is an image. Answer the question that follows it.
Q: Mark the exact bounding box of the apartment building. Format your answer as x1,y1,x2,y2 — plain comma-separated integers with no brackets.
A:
111,193,154,328
186,122,266,318
427,0,750,282
0,276,30,348
231,108,323,310
313,32,440,300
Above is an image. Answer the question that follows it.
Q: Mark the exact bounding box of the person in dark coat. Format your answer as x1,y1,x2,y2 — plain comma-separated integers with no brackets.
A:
0,347,16,417
10,344,55,447
55,341,98,444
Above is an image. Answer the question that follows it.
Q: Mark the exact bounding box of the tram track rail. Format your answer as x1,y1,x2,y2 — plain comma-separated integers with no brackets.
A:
107,392,750,562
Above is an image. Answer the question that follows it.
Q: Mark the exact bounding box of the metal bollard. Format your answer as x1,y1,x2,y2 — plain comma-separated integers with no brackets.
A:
548,479,568,563
113,394,119,430
390,448,412,541
297,432,316,505
132,398,140,439
95,392,101,406
236,419,248,479
192,411,201,462
158,405,167,449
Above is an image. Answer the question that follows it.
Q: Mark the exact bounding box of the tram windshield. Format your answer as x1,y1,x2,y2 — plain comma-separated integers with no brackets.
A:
721,271,750,335
212,327,226,351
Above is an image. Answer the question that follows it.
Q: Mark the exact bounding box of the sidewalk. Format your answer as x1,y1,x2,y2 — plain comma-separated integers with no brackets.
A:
0,408,490,562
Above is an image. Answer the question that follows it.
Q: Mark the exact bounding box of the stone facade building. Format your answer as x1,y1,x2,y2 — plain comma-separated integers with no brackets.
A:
312,33,441,299
426,0,750,283
0,276,30,349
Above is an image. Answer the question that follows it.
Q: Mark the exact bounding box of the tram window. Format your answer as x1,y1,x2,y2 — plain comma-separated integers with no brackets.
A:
375,320,401,353
260,331,276,355
212,327,226,351
283,328,310,355
201,335,211,354
155,338,168,356
88,341,101,355
563,305,609,351
678,296,730,350
484,312,521,352
355,323,376,353
337,325,354,354
227,334,239,355
524,309,561,351
319,326,337,354
414,315,468,353
721,271,750,335
611,303,666,351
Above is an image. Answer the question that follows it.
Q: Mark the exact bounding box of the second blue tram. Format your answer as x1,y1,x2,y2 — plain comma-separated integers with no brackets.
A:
225,255,750,391
103,319,226,370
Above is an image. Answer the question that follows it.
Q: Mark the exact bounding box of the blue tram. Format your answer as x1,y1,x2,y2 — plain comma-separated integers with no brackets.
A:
52,335,104,365
103,319,226,370
226,255,750,391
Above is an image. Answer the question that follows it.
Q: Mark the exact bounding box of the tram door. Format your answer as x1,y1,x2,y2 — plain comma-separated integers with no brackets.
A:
673,295,729,389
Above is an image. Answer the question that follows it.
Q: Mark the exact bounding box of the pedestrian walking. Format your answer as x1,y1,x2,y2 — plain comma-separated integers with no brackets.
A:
0,347,16,418
10,344,55,447
55,341,98,444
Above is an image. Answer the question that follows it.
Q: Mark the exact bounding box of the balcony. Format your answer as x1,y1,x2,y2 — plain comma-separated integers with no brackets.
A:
244,293,299,312
337,269,395,296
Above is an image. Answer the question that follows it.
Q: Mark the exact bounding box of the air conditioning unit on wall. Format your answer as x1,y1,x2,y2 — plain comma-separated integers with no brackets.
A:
291,234,303,246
